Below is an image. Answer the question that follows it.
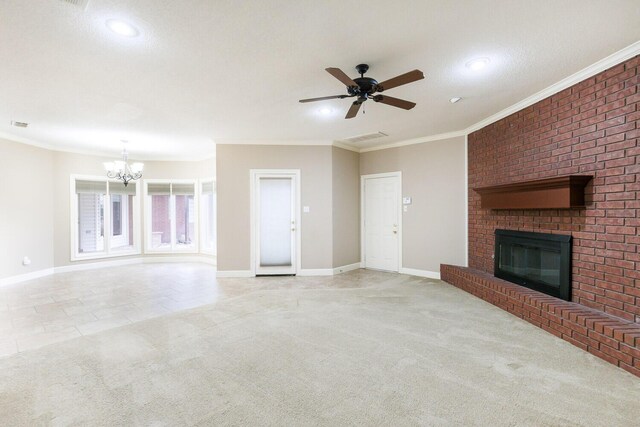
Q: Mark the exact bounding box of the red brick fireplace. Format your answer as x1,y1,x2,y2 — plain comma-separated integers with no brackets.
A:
442,54,640,377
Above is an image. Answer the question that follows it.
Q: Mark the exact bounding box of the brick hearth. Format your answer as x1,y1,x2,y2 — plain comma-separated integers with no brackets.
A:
441,265,640,377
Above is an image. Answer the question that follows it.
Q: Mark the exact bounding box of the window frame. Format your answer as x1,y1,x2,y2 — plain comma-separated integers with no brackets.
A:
69,174,141,262
199,178,217,256
144,178,199,254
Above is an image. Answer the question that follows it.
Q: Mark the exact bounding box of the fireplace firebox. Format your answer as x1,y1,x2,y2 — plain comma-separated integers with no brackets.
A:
494,229,572,301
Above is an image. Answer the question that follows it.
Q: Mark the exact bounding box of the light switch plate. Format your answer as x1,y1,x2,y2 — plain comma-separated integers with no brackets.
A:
402,197,412,205
303,206,310,213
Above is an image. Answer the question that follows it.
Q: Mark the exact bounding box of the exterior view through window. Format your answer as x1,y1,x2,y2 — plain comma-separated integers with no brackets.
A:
72,178,139,260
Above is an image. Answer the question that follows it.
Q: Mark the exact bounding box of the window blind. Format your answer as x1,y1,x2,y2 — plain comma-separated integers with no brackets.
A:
172,183,195,196
147,183,171,195
76,180,107,194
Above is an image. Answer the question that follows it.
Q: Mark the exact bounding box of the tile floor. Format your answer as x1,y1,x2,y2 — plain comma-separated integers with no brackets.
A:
1,266,638,425
0,263,218,356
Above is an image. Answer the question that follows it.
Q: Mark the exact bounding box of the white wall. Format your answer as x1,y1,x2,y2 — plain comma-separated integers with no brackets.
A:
332,146,360,267
216,144,334,271
0,138,54,280
360,136,467,273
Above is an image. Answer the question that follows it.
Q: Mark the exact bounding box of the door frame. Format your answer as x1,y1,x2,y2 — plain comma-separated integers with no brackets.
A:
250,169,302,276
360,171,402,272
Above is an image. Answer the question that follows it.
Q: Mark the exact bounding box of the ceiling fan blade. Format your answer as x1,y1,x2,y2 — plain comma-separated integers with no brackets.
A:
373,95,416,110
299,95,348,103
345,101,362,119
326,67,358,87
376,69,424,92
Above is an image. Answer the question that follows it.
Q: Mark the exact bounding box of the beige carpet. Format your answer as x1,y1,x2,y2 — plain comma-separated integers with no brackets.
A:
0,269,638,426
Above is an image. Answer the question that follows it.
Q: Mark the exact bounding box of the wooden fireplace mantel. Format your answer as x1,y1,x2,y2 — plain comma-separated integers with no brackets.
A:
473,175,593,209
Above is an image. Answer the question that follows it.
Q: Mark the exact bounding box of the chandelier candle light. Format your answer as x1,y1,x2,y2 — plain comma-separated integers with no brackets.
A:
104,142,144,187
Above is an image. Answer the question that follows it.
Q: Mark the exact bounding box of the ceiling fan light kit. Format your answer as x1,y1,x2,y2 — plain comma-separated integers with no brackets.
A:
299,64,424,119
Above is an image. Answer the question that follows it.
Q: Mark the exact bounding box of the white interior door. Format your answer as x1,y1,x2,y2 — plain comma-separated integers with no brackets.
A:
254,172,298,275
363,175,400,272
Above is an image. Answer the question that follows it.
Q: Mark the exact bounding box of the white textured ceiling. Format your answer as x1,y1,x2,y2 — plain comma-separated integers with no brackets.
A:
0,0,639,159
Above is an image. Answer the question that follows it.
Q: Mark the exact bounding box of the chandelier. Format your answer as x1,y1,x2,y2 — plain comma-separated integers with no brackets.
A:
103,141,143,187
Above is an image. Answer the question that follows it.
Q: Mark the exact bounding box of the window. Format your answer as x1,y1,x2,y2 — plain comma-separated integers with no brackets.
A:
112,195,122,236
71,176,140,260
110,184,136,252
200,180,216,255
76,180,106,255
145,180,198,252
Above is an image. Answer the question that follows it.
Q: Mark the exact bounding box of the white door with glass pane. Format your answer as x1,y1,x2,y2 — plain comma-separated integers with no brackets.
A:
362,173,400,272
252,171,299,275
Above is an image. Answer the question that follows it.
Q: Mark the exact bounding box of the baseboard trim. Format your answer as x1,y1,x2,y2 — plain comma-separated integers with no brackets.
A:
216,270,253,278
55,255,217,274
299,263,362,277
332,262,362,275
0,268,56,287
399,267,441,280
297,269,333,276
55,258,143,273
144,255,217,265
1,256,217,285
217,263,362,278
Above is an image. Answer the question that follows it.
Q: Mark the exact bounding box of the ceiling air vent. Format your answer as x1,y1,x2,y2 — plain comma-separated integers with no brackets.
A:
11,121,29,128
58,0,91,10
337,131,388,146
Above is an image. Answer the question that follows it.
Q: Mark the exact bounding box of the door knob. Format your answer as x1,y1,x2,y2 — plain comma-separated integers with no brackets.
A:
292,228,296,231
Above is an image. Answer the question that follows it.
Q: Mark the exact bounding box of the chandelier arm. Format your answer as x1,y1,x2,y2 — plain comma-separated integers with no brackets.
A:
105,144,143,187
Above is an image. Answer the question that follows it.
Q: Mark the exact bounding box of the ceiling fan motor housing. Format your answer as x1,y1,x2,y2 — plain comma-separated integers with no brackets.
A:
348,77,379,97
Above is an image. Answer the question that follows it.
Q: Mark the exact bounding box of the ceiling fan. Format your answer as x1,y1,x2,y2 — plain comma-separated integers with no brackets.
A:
299,64,424,119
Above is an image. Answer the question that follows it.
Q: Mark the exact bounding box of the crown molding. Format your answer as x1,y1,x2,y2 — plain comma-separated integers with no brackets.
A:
0,131,216,162
331,141,361,153
464,40,640,135
358,131,466,153
215,139,361,152
215,139,334,146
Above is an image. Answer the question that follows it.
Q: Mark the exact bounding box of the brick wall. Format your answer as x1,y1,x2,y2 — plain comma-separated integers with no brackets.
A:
468,55,639,322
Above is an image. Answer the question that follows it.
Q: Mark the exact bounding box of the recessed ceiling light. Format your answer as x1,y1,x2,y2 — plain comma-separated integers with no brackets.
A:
465,57,490,71
106,19,140,37
449,97,462,104
318,107,333,116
